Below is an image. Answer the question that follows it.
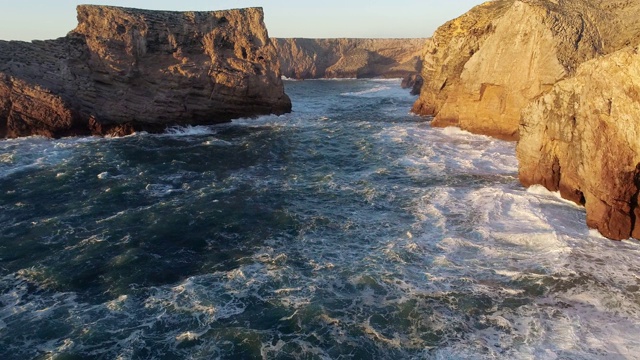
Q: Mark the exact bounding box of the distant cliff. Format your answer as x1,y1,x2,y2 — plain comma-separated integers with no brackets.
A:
273,38,426,79
0,6,291,138
411,0,640,140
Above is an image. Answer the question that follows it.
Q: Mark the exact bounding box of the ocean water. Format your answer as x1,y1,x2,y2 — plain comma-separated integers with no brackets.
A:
1,79,640,359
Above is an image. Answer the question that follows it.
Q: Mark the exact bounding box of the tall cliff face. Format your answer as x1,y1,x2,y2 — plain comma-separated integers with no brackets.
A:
412,0,640,240
0,6,291,138
518,45,640,240
412,0,640,140
273,38,426,79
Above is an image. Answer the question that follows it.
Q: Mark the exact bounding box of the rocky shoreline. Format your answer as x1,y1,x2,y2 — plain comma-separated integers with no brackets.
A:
412,0,640,240
0,6,291,138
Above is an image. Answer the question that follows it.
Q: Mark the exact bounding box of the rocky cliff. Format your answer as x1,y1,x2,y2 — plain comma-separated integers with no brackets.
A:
0,6,291,138
412,0,640,140
518,45,640,240
273,38,426,79
411,0,640,239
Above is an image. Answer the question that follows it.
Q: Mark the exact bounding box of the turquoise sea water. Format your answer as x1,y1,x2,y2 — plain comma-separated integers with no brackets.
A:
1,79,639,359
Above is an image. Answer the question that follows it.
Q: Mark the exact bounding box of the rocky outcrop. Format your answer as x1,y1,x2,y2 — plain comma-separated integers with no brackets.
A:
518,45,640,240
412,0,640,140
0,6,291,138
273,38,426,79
401,74,423,95
409,0,640,239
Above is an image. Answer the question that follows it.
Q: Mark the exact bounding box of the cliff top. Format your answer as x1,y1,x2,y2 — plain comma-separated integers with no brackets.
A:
274,37,429,40
75,5,265,16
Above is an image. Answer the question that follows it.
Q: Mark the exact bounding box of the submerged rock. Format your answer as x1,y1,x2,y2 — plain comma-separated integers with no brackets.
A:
412,0,640,140
518,45,640,240
0,6,291,138
273,38,426,79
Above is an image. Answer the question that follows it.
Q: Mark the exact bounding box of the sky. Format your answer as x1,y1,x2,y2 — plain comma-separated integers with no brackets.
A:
0,1,487,41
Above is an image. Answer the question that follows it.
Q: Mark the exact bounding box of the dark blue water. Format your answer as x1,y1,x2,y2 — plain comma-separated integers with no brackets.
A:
1,79,639,359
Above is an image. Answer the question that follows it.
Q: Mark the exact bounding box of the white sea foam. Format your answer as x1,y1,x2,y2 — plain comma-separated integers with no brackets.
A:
308,77,357,81
163,125,217,137
369,78,403,82
0,139,76,179
340,85,391,97
144,183,183,197
526,184,585,209
440,126,488,138
202,138,233,146
97,172,109,179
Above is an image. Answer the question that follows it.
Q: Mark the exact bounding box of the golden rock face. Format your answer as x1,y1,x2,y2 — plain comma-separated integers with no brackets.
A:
412,0,640,140
0,6,291,138
412,0,640,239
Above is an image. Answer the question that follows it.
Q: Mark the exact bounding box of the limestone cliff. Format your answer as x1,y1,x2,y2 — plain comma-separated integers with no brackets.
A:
412,0,640,140
0,6,291,138
518,45,640,240
273,38,426,79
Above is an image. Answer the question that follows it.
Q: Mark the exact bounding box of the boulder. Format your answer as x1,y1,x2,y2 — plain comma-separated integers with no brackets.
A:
0,6,291,138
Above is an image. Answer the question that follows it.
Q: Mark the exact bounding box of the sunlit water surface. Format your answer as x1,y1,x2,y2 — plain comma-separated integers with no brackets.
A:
1,79,639,359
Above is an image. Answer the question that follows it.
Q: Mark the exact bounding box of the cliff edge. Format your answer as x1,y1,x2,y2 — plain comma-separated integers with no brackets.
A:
412,0,640,240
518,45,640,240
0,6,291,138
412,0,640,140
274,38,426,79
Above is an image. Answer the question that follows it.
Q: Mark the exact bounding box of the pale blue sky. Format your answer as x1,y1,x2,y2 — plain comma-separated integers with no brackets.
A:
0,1,486,41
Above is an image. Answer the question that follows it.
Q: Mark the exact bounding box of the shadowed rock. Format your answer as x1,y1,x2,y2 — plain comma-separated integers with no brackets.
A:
0,6,291,138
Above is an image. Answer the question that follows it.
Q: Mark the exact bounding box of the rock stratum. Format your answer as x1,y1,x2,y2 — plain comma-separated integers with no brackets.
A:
273,38,426,79
518,45,640,240
0,6,291,138
412,0,640,140
412,0,640,240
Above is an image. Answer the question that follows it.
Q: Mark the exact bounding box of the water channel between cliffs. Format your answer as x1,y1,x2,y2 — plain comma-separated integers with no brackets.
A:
0,79,639,359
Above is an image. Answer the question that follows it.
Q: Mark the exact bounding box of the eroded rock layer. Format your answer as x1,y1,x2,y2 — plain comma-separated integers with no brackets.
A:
412,0,640,140
518,45,640,240
274,38,426,79
0,6,291,138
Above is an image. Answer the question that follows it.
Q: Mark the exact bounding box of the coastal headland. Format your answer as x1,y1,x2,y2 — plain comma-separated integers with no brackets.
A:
411,0,640,240
0,6,291,138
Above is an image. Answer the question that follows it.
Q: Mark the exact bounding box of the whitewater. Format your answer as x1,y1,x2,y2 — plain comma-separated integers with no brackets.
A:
1,79,639,359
